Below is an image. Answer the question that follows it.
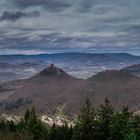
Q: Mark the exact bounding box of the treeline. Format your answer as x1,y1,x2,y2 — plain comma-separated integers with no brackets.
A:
0,98,140,140
0,98,32,110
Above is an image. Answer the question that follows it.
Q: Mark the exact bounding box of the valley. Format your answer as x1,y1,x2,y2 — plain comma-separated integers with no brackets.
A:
0,53,140,82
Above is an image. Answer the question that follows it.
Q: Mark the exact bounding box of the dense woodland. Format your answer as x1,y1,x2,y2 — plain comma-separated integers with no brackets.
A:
0,98,140,140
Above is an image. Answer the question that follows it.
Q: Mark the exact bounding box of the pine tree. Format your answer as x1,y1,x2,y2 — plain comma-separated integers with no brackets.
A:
125,131,136,140
59,124,73,140
109,106,133,140
95,98,114,140
0,119,7,132
48,124,58,140
24,109,30,122
7,120,17,132
130,115,140,140
72,98,96,140
23,107,48,140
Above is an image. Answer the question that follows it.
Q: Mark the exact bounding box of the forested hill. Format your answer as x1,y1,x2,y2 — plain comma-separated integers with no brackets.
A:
0,65,140,115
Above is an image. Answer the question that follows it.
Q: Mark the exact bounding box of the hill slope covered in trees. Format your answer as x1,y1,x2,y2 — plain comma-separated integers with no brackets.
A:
0,65,140,115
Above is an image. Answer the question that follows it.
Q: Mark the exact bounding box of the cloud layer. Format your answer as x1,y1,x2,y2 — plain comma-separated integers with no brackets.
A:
0,0,140,55
0,11,40,22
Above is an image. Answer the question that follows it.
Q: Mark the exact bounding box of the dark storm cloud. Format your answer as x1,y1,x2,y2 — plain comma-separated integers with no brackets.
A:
11,0,99,12
76,0,98,12
0,10,40,22
0,0,140,55
11,0,71,12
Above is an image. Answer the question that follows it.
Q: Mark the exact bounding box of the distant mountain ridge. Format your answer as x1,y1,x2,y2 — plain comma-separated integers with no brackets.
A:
0,53,140,68
0,52,140,82
0,52,140,60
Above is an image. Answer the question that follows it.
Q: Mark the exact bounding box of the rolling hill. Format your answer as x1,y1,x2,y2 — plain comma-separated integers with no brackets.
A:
0,64,140,116
121,64,140,77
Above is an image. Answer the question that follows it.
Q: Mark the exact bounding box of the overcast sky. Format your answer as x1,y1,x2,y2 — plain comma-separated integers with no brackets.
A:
0,0,140,55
